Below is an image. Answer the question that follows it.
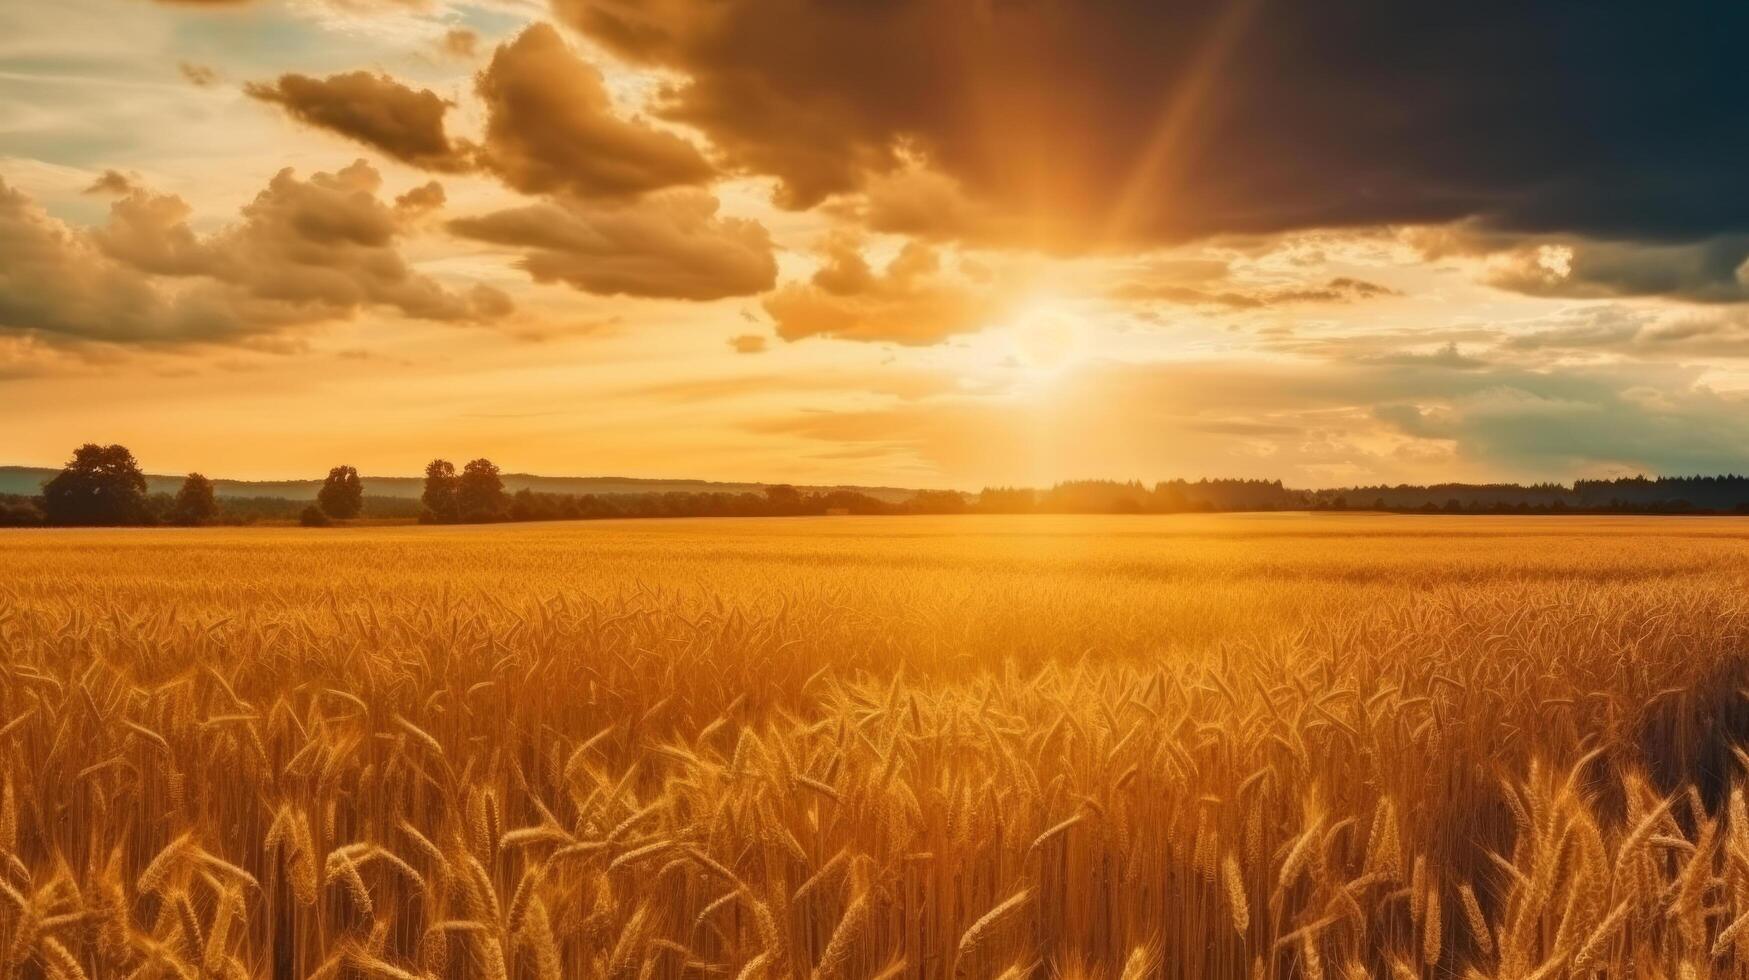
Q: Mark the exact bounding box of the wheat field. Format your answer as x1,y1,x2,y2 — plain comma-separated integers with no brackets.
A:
5,514,1749,979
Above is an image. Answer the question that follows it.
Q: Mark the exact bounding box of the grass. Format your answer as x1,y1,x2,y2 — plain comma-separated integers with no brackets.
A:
5,513,1749,978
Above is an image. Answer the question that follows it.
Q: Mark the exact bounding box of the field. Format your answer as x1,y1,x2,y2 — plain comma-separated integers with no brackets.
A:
6,514,1749,979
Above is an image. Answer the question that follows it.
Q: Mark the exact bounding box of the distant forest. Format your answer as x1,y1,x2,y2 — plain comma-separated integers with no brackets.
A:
981,476,1749,516
7,443,1749,527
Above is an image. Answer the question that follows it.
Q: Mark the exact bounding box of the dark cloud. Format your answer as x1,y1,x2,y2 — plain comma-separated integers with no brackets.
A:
1408,223,1749,304
449,189,775,301
475,23,714,199
762,235,1006,345
1479,235,1749,304
0,161,508,345
246,72,473,172
561,0,1749,253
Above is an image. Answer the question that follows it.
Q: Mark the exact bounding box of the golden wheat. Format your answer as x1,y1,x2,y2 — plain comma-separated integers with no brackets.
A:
4,514,1749,977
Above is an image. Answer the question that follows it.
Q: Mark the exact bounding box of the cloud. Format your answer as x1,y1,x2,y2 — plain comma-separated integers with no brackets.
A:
728,333,766,354
560,0,1749,252
392,180,445,217
1116,276,1398,310
0,161,508,345
449,189,775,301
762,236,1007,345
246,71,473,172
179,62,219,87
83,170,138,196
0,179,196,343
751,353,1749,486
474,23,714,200
439,28,478,59
1500,305,1749,359
1488,237,1749,304
1406,224,1749,304
1109,254,1398,310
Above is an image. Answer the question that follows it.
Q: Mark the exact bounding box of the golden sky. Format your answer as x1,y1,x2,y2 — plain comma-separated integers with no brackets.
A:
5,0,1749,488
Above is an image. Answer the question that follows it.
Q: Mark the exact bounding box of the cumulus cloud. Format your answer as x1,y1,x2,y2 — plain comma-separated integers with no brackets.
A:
762,236,1007,345
246,72,474,172
475,23,714,200
0,179,196,343
0,161,508,345
392,180,446,217
243,26,719,205
448,189,775,301
560,0,1749,255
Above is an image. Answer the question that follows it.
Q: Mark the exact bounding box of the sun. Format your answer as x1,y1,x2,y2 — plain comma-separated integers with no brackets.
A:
1002,300,1090,383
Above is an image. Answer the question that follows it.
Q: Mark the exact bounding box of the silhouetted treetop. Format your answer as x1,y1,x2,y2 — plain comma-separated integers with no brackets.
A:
422,460,459,522
457,458,507,522
172,473,217,526
318,465,363,520
41,444,148,526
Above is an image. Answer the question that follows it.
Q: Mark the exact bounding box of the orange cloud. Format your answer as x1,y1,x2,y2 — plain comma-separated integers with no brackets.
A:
475,24,715,200
763,236,1007,345
0,161,507,345
246,72,473,173
83,170,139,196
449,190,775,301
440,28,478,59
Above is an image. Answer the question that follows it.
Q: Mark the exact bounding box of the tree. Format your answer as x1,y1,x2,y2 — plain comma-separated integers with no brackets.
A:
457,458,507,522
764,484,802,515
41,444,149,526
907,490,968,515
318,466,363,520
171,473,218,526
422,459,459,523
0,498,43,527
299,505,331,527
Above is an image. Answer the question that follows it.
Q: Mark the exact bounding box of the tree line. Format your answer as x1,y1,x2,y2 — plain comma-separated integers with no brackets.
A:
414,458,971,524
0,444,966,527
0,445,382,528
11,444,1749,528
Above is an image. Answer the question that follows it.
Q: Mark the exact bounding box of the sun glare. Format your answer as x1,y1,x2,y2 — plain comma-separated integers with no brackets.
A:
1001,300,1090,383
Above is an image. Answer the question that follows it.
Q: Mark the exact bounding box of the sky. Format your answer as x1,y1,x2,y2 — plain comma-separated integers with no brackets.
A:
4,0,1749,489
